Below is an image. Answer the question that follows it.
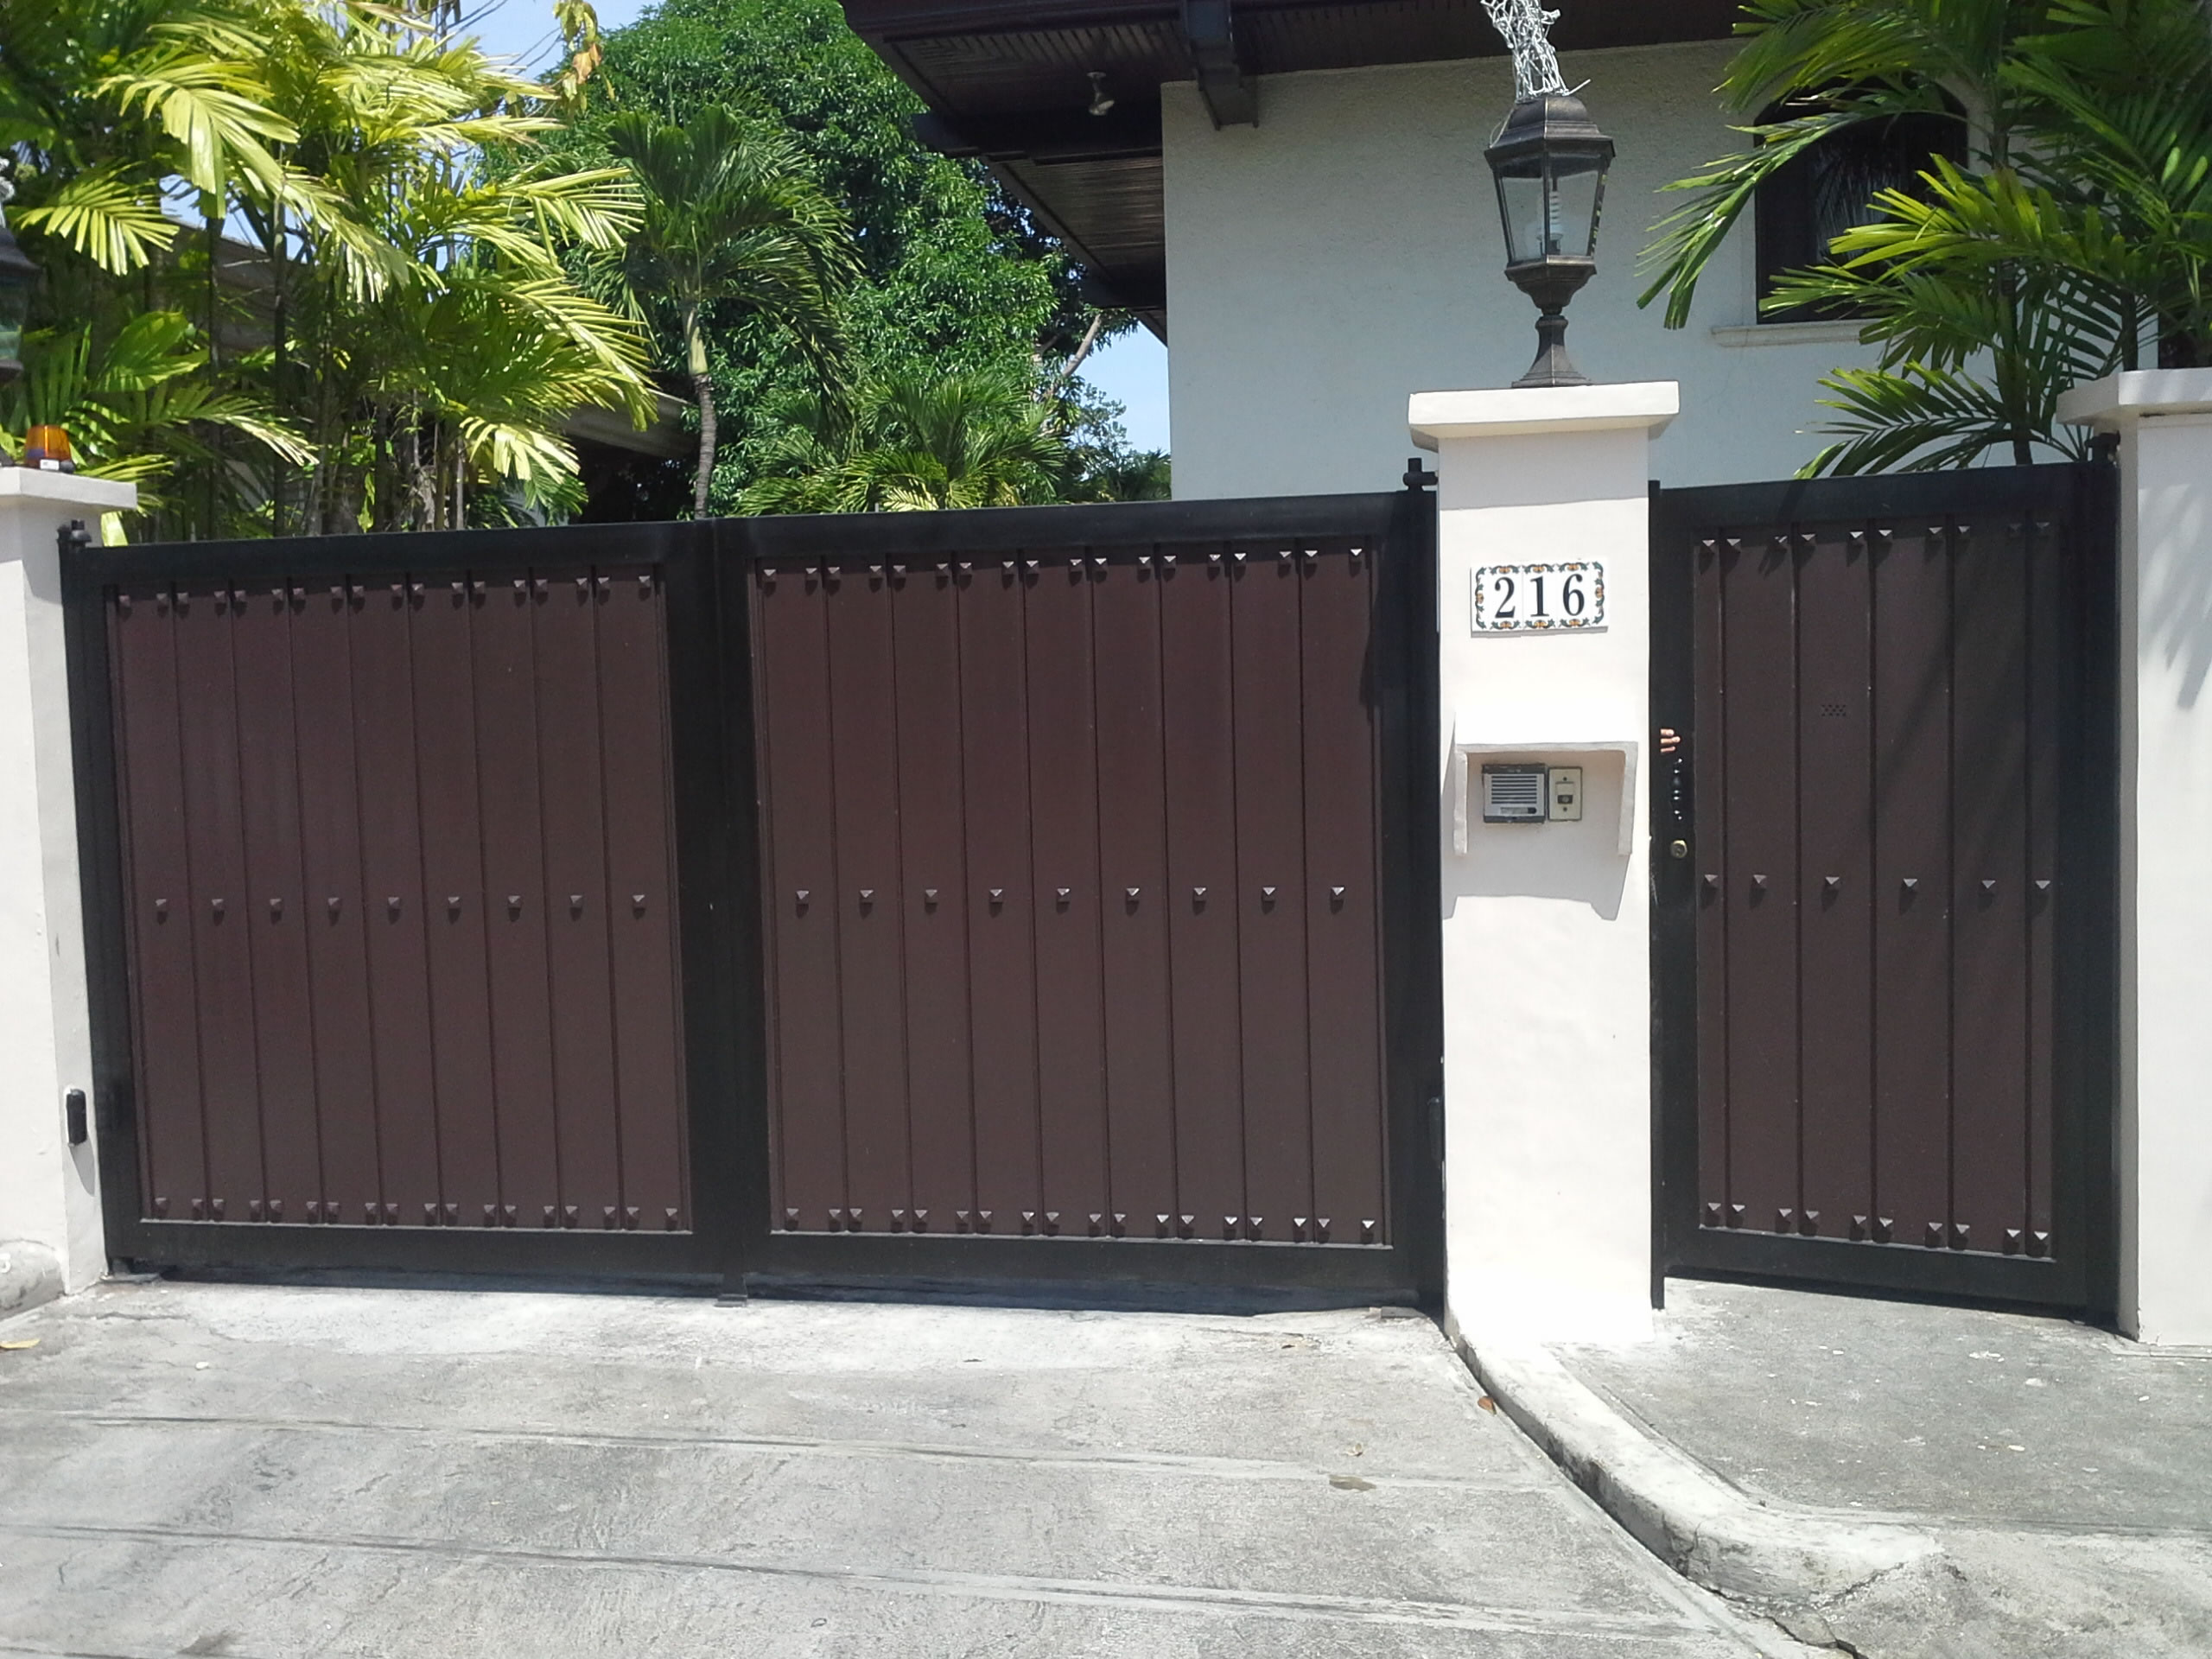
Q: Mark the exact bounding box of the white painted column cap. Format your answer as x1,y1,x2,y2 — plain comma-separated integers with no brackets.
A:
0,469,138,513
1409,381,1679,448
2056,369,2212,430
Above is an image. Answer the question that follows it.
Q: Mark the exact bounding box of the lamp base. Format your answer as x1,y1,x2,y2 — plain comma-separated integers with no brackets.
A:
1512,307,1588,389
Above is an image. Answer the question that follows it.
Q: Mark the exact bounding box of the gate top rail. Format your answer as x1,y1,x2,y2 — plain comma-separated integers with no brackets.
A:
66,492,1421,591
1656,461,2098,536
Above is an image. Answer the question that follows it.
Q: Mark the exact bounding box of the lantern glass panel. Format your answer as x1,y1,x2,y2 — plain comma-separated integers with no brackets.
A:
1494,160,1548,267
1551,153,1607,259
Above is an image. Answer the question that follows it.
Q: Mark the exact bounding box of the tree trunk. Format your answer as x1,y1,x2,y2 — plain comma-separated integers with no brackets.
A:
694,371,718,518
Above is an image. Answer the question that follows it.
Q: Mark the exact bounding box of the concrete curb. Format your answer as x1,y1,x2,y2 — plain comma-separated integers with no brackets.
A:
0,1240,63,1319
1447,1320,1939,1606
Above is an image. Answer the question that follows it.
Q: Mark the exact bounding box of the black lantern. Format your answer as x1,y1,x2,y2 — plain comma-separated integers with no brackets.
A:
0,186,34,390
1484,92,1614,388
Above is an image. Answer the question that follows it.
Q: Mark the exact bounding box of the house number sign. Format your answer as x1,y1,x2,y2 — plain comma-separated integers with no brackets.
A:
1471,561,1605,633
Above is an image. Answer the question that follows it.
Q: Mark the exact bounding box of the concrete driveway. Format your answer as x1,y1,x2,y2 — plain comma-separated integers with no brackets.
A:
0,1281,1793,1657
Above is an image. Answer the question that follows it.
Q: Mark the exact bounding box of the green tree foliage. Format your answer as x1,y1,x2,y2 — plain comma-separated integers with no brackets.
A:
601,105,856,516
1640,0,2212,474
572,0,1146,510
2,0,652,532
739,372,1077,512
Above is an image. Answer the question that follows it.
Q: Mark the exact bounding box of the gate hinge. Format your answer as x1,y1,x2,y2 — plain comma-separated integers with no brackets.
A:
1403,456,1438,491
59,519,93,555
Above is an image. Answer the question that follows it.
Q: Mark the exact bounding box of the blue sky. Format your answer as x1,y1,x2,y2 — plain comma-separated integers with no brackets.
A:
467,0,1172,455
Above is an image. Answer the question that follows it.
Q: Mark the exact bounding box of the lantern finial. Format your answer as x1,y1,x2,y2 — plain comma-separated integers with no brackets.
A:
1481,0,1571,103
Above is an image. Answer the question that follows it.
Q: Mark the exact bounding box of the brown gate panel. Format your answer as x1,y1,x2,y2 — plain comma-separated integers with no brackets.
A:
106,566,689,1235
750,537,1393,1254
1657,465,2115,1308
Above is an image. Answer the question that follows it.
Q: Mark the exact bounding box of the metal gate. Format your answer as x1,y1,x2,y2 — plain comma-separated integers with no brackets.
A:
1651,465,2116,1310
739,491,1439,1297
71,521,735,1278
68,493,1437,1299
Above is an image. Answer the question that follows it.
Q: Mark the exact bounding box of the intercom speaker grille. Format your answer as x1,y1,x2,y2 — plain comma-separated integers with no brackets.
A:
1480,763,1548,823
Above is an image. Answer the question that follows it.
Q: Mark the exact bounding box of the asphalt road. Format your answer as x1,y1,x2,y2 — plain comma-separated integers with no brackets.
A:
0,1281,1798,1657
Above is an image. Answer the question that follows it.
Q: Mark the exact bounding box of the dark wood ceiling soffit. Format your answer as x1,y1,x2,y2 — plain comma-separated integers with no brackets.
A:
846,0,1737,334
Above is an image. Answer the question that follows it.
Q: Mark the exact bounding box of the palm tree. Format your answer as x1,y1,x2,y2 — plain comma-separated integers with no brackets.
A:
602,107,856,517
738,372,1071,513
1638,0,2212,474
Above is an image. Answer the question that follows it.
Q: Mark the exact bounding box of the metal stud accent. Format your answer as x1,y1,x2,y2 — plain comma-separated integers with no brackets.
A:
912,1208,929,1231
269,897,283,918
2004,1228,2023,1255
155,899,168,919
507,895,522,914
795,889,810,912
1192,886,1207,904
448,895,462,915
632,893,647,912
1924,1220,1945,1248
1223,1215,1238,1239
955,1210,972,1232
1981,878,1997,893
327,896,341,917
2029,1230,2050,1257
1873,1217,1895,1243
1314,1218,1331,1243
1951,1222,1971,1249
988,887,1005,908
569,894,584,913
923,887,939,908
1155,1214,1171,1237
1777,1207,1794,1232
1823,875,1841,891
388,896,402,917
211,896,226,918
2035,879,2052,892
1055,887,1071,906
1751,874,1769,890
1703,1203,1723,1227
1360,1219,1379,1244
1800,1209,1819,1236
250,1199,265,1223
1261,885,1277,905
976,1209,994,1233
211,1199,227,1220
1330,886,1346,906
1178,1215,1195,1239
1125,887,1141,901
1902,876,1919,891
1727,1204,1745,1227
1850,1215,1870,1242
784,1208,799,1230
1292,1217,1309,1242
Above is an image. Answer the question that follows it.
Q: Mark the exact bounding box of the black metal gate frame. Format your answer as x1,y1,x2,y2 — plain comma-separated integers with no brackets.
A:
1648,463,2119,1315
67,489,1442,1302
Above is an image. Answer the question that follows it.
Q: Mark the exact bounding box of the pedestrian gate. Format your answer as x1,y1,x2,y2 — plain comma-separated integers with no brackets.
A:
1652,466,2115,1311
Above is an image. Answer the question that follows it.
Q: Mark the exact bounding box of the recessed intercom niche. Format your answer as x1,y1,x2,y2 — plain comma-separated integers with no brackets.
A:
1480,762,1584,824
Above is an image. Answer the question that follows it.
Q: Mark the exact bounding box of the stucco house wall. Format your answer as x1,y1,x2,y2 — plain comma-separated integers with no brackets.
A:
1162,41,1878,498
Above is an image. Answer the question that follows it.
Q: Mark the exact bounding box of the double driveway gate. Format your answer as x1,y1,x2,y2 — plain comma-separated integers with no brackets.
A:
67,493,1440,1299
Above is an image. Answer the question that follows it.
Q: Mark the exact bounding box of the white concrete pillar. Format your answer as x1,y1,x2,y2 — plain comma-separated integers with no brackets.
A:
1410,382,1677,1345
2059,369,2212,1346
0,469,136,1312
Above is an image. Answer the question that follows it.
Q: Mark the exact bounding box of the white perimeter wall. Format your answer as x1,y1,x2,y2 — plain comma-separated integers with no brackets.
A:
1163,42,1879,497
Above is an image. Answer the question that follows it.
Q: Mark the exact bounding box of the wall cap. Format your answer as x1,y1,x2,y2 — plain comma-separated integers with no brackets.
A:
1409,380,1679,448
0,468,138,512
2057,369,2212,429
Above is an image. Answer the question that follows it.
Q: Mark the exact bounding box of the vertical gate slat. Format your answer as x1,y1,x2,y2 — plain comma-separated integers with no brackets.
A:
173,585,264,1219
1795,531,1874,1236
1160,552,1244,1234
410,582,497,1222
596,569,688,1229
825,568,910,1230
755,567,845,1231
353,586,439,1224
1720,537,1800,1232
1948,526,2031,1249
2026,521,2063,1248
958,567,1042,1229
288,585,379,1224
1091,555,1177,1232
892,568,975,1231
1693,540,1728,1223
472,580,560,1224
1871,528,1954,1244
1231,548,1313,1241
533,572,624,1228
230,586,322,1221
111,586,208,1217
1025,561,1109,1230
1301,543,1386,1241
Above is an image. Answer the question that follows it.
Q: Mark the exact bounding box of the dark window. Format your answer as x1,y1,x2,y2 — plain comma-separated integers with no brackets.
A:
1755,100,1966,320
